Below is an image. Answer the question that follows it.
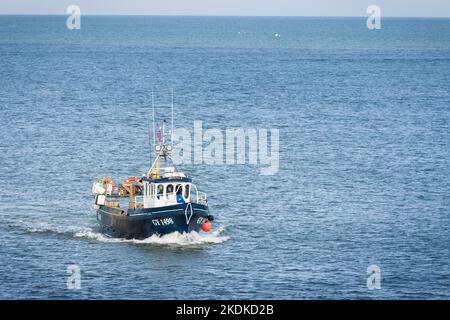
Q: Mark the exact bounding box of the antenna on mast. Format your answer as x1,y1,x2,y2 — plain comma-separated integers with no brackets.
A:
171,88,174,146
152,89,156,150
147,89,176,179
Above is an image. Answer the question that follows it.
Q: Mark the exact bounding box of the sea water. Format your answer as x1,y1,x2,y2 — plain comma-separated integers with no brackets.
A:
0,16,449,299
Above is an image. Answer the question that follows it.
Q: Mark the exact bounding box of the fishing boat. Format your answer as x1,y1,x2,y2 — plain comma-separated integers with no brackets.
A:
91,97,214,239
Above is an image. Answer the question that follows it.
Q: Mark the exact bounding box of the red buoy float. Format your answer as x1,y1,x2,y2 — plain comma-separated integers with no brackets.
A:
202,221,212,232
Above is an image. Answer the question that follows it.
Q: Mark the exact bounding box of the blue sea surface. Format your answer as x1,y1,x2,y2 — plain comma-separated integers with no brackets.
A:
0,16,449,299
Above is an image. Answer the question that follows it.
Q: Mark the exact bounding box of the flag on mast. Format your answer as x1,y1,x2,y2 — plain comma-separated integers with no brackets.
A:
156,124,163,145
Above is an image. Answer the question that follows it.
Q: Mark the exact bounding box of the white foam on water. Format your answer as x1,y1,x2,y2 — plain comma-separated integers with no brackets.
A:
8,217,229,247
8,219,86,236
74,225,229,246
29,224,83,235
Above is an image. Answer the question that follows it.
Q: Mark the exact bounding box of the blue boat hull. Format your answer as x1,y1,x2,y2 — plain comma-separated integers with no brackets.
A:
96,203,212,239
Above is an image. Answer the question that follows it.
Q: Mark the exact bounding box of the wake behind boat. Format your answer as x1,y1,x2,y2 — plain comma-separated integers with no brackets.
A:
91,97,214,239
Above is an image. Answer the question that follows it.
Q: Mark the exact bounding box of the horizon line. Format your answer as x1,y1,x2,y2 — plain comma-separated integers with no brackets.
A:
0,13,450,19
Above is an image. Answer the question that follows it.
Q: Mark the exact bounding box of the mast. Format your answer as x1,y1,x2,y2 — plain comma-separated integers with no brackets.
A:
149,89,161,179
147,90,175,179
154,89,160,178
171,88,174,146
152,89,156,150
155,121,161,178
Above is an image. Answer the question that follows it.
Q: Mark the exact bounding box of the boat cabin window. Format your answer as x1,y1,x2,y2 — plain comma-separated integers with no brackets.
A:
184,184,190,199
175,184,182,195
157,184,164,199
166,184,174,198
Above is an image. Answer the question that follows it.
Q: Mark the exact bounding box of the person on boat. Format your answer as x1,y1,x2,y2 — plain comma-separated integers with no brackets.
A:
176,194,185,204
176,185,185,204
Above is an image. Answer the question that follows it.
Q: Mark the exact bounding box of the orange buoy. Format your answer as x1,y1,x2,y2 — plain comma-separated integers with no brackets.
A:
126,176,138,183
202,221,212,232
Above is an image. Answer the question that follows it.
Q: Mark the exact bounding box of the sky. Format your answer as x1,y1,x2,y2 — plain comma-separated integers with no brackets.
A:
0,0,449,17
